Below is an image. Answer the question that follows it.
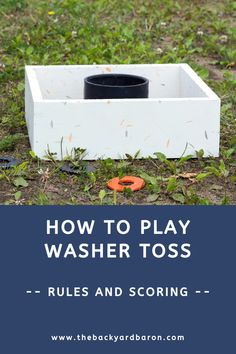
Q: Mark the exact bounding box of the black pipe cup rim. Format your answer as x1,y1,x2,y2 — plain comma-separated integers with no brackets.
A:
84,73,149,99
84,74,149,88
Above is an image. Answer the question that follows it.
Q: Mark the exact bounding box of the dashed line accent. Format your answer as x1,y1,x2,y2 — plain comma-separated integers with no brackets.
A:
26,290,41,294
195,290,210,294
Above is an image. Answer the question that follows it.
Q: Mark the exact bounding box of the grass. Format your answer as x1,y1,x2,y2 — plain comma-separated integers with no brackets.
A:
0,0,236,205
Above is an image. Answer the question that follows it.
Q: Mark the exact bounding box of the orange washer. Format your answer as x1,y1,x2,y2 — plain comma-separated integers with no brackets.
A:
107,176,145,192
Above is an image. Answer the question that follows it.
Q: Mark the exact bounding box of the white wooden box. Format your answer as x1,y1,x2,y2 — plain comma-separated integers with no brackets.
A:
25,64,220,160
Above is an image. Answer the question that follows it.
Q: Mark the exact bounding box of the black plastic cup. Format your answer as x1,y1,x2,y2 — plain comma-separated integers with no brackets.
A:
84,73,149,99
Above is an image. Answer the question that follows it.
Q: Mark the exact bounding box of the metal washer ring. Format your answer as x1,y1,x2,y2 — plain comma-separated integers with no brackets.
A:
0,156,20,169
60,163,95,175
107,176,145,192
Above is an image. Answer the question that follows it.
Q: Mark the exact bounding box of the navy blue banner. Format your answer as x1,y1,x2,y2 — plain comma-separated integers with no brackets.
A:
1,206,235,353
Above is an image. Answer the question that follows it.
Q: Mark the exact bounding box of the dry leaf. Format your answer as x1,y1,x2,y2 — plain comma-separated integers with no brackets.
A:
178,172,198,179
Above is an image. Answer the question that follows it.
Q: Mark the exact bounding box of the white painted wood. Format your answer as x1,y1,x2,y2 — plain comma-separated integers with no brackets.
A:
25,64,220,160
